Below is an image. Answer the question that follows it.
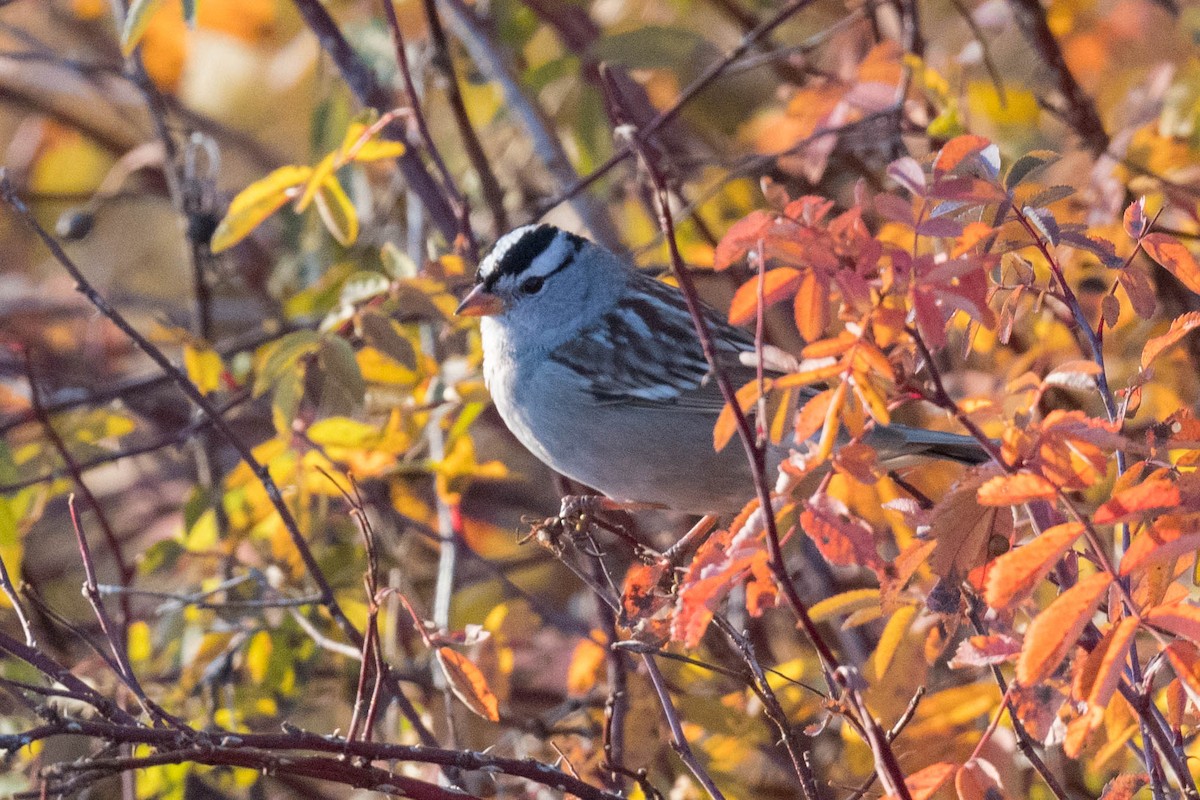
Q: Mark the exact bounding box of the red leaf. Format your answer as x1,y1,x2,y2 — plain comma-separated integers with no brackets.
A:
714,210,773,270
1144,602,1200,643
800,496,883,572
1141,311,1200,370
1100,774,1149,800
1123,197,1148,239
934,134,992,174
1143,233,1200,295
948,634,1022,668
1016,572,1112,685
887,762,956,800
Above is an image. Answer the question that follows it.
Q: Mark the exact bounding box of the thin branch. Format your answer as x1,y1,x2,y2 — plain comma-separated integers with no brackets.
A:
436,0,619,249
0,177,440,748
421,0,509,237
1004,0,1108,156
289,0,459,242
613,80,912,800
535,0,818,219
642,654,728,800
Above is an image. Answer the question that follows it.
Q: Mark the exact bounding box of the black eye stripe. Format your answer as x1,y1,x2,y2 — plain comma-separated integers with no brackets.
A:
481,226,587,291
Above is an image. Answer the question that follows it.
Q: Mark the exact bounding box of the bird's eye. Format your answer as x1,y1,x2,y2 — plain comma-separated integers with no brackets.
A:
520,276,545,295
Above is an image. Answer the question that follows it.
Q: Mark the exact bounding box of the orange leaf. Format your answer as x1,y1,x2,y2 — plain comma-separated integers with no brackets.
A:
1144,602,1200,644
1096,478,1182,524
1099,774,1149,800
728,267,802,325
951,221,993,258
800,330,856,359
1163,642,1200,707
955,759,1005,800
1140,311,1200,370
977,472,1057,505
1073,617,1138,711
436,647,500,722
1143,233,1200,295
1016,572,1112,685
793,270,830,341
714,380,766,452
934,134,992,174
794,387,838,443
566,635,607,696
1119,515,1200,575
800,497,883,571
984,522,1084,609
714,210,773,270
887,762,956,800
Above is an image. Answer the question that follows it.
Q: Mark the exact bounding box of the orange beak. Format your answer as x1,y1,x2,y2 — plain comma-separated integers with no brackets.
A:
455,284,505,317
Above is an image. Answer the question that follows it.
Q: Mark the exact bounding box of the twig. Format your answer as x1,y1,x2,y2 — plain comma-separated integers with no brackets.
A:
0,548,34,647
613,82,912,800
380,0,477,260
289,0,459,241
642,654,728,800
1004,0,1108,156
535,0,818,218
0,178,441,747
421,0,508,237
66,497,189,730
713,617,822,800
436,0,619,249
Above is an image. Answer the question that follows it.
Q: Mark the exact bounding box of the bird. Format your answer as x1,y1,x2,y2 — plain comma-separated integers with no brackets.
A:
456,223,987,515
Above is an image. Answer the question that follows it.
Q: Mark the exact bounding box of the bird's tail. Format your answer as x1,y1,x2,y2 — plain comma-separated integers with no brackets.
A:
868,424,992,466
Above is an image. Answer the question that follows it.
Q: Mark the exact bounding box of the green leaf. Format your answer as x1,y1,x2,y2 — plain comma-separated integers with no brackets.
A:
380,242,418,279
121,0,168,56
1004,150,1060,191
210,165,312,253
340,271,392,307
360,311,417,368
254,330,321,396
317,337,365,415
314,176,359,246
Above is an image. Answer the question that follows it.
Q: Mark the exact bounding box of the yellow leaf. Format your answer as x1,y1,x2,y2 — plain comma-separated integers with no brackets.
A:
436,647,500,722
211,165,311,253
873,604,915,677
121,0,168,56
183,345,223,394
314,176,359,246
809,588,880,623
353,139,407,162
245,630,272,684
306,417,382,449
128,621,152,662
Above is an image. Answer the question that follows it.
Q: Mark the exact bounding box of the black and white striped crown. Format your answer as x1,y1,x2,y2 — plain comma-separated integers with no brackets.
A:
477,224,587,290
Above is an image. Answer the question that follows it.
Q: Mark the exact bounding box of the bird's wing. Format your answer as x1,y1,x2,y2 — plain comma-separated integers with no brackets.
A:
549,274,773,412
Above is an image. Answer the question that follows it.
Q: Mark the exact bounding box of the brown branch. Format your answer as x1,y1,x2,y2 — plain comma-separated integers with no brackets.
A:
615,86,911,800
421,0,509,237
642,654,728,800
0,177,441,748
535,0,819,218
1,720,625,800
288,0,459,242
1005,0,1108,156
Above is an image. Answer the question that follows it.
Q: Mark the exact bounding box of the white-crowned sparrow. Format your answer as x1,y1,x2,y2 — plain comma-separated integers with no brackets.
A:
456,224,985,514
